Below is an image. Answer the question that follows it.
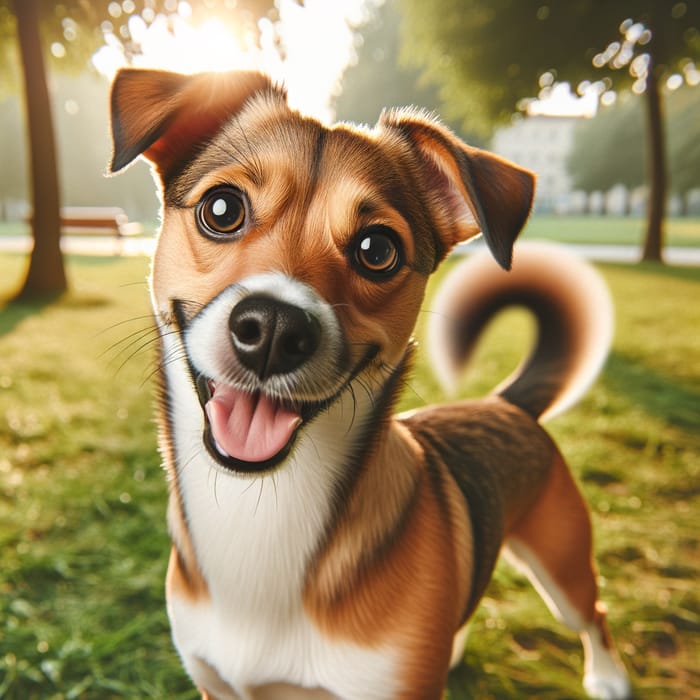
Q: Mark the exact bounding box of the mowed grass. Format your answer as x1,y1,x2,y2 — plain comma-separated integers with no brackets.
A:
1,250,698,699
521,215,700,247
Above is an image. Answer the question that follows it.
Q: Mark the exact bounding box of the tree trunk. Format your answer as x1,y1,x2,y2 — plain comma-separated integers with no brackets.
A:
14,0,68,300
641,64,666,262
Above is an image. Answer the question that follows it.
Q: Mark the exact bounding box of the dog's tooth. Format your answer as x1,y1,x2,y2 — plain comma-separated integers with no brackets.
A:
205,402,231,458
213,436,230,458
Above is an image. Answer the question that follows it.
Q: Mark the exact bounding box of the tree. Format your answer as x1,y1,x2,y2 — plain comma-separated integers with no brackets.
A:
568,86,700,216
0,0,279,300
567,94,645,212
667,85,700,212
398,0,700,262
11,0,66,299
334,0,480,143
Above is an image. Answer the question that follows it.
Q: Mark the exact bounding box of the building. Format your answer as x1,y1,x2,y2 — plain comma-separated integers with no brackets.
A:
490,115,582,213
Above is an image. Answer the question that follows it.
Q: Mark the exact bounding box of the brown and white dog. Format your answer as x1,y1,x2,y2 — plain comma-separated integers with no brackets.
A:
109,68,631,700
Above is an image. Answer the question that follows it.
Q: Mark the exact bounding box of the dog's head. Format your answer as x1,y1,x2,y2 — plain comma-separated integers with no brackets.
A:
109,68,534,474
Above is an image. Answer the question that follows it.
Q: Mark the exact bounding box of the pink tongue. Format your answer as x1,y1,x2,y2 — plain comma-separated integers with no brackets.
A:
205,385,302,463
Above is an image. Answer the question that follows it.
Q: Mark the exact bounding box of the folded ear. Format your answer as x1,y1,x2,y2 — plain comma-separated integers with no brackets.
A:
380,111,535,270
109,68,276,177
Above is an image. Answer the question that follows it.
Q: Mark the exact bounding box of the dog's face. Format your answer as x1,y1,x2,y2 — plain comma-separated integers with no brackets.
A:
109,69,534,475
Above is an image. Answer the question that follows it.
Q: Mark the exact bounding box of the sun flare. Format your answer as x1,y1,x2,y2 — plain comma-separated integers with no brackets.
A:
92,0,372,123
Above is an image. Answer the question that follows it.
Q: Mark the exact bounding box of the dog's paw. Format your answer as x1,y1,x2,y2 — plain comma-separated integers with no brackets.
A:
583,666,631,700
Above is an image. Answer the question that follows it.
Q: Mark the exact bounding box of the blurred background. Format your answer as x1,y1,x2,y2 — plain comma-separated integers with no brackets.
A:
1,2,699,698
1,0,700,299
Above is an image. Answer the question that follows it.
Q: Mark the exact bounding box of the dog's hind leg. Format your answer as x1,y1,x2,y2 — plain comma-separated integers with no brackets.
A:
503,452,631,700
449,623,470,670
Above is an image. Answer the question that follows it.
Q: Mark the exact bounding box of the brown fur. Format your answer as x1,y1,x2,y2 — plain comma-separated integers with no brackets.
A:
108,68,628,700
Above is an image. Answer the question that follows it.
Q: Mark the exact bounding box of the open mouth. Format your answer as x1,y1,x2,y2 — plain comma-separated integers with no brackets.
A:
196,375,313,473
192,343,378,473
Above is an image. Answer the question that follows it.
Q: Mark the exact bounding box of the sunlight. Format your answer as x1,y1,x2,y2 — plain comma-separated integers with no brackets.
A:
528,82,599,118
92,0,372,123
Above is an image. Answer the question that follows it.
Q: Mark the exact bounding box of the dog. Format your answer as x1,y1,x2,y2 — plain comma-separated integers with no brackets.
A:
108,68,631,700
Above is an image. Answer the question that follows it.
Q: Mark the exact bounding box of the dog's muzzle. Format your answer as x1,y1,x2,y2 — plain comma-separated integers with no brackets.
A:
173,275,368,475
198,295,324,469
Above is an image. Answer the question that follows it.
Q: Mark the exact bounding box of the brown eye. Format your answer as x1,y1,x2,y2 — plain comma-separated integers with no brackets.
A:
353,226,402,279
196,186,247,238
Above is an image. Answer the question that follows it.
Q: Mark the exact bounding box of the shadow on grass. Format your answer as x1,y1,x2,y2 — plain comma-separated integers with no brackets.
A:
0,298,53,340
0,293,113,340
605,351,700,434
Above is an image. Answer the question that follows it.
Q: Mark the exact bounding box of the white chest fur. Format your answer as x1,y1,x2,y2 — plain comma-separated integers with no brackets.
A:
160,334,399,699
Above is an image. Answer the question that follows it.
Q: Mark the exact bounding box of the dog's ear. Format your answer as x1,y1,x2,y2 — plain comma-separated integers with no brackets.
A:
381,111,535,270
109,68,276,177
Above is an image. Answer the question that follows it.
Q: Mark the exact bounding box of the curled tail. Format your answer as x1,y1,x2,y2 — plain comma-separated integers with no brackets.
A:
428,241,614,421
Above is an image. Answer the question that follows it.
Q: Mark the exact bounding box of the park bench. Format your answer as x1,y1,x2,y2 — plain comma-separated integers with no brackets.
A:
57,206,142,237
27,206,143,253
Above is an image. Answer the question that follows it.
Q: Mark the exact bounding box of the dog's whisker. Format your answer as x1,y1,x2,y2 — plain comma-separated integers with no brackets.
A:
271,472,279,511
177,444,203,477
118,280,149,289
97,314,156,338
398,378,427,406
140,346,190,388
345,383,358,434
110,334,163,376
101,325,160,365
242,476,260,497
98,317,166,369
254,478,265,517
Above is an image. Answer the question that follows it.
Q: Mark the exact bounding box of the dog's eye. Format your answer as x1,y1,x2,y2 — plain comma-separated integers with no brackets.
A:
196,186,247,238
352,226,402,279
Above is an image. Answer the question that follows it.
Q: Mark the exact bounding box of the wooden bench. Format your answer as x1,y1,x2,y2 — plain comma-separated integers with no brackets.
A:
27,206,143,252
57,206,142,237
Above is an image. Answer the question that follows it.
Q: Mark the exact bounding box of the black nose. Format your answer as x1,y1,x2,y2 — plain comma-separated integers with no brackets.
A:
228,296,321,379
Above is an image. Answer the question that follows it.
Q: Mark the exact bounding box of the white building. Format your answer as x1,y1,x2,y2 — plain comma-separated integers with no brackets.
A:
490,115,582,213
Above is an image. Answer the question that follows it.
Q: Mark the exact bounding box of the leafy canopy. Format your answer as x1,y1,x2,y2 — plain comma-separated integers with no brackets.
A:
0,0,278,89
567,85,700,195
398,0,700,134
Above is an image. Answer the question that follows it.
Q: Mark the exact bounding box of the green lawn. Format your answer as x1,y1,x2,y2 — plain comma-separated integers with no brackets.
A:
521,215,700,247
1,251,698,699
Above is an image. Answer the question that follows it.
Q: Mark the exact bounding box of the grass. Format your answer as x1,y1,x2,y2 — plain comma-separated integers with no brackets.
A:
520,215,700,247
1,250,699,699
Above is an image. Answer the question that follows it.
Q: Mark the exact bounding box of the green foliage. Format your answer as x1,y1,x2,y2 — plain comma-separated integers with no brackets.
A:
668,86,700,196
567,94,646,193
0,0,280,92
0,0,103,87
397,0,700,135
567,86,700,196
1,247,699,697
334,0,480,143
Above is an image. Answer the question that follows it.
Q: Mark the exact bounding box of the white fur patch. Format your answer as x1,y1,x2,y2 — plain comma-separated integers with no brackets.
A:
184,273,346,403
503,540,585,631
504,541,630,699
157,275,402,698
581,623,631,700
